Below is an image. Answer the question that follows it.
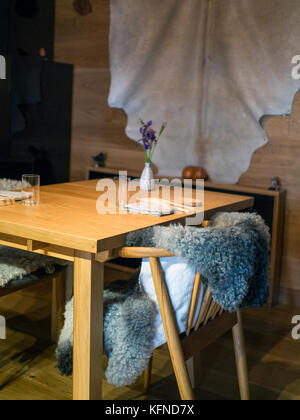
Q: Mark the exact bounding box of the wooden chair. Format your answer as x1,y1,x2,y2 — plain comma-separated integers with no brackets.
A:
118,247,250,401
0,267,66,343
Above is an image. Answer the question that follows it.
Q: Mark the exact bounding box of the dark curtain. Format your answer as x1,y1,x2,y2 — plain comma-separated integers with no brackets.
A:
0,0,10,54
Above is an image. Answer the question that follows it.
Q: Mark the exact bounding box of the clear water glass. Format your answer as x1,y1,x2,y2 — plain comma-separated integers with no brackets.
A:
22,174,40,206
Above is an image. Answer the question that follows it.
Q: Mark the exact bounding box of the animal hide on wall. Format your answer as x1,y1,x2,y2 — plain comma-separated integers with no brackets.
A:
109,0,300,183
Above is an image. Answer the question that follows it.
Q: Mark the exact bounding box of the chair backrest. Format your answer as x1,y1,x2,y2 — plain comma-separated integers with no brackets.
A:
119,244,231,400
118,247,224,337
119,238,249,401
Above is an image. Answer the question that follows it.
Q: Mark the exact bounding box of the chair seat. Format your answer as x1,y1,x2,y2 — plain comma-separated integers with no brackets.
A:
0,265,66,295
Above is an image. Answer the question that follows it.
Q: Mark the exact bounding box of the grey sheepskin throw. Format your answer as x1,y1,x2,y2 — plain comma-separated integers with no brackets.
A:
57,212,270,387
0,178,25,191
0,246,68,288
56,276,156,387
126,212,270,312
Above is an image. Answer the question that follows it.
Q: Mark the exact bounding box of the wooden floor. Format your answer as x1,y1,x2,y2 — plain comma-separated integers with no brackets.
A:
0,268,299,400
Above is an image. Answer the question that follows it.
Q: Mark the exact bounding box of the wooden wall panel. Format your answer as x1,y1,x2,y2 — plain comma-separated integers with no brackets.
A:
55,0,110,68
240,95,300,304
55,0,300,304
54,0,143,181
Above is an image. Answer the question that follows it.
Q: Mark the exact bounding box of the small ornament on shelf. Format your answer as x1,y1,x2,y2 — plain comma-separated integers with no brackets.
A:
73,0,93,16
92,152,105,168
269,176,282,191
39,48,47,59
182,166,208,181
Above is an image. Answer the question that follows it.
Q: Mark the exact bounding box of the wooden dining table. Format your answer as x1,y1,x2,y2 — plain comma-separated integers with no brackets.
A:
0,179,254,400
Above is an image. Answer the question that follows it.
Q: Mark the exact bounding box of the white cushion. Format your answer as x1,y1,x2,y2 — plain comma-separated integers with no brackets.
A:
139,257,204,349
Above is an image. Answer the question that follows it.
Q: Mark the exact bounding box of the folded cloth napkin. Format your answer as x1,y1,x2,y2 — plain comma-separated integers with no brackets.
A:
123,202,175,216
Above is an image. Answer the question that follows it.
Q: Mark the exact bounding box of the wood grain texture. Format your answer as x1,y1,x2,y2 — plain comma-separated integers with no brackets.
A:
73,251,104,400
54,0,144,182
186,273,202,336
69,69,144,181
232,311,250,400
239,93,300,304
55,0,110,68
149,257,195,400
51,271,66,343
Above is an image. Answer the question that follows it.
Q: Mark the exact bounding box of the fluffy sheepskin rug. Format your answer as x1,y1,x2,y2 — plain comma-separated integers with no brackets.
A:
56,277,156,387
0,246,68,288
0,178,26,191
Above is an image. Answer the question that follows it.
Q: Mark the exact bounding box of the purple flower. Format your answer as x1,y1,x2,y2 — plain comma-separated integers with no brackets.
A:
137,119,167,163
146,129,156,141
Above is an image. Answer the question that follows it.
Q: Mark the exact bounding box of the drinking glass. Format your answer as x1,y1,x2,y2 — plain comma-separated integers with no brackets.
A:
21,174,40,206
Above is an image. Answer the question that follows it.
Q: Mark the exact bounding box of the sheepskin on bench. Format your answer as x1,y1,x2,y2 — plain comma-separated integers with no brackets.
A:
56,212,270,387
0,177,67,288
0,246,68,289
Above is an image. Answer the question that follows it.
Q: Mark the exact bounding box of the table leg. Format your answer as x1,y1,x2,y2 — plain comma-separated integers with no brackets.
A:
73,251,104,400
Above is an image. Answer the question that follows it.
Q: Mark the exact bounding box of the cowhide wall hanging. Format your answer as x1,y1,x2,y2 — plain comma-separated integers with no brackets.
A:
108,0,300,183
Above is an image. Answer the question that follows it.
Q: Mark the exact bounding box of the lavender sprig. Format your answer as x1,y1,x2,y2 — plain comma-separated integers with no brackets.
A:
137,120,167,163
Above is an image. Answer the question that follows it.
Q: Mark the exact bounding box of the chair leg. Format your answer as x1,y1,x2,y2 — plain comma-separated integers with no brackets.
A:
232,311,250,400
51,270,66,343
144,356,153,392
149,257,195,400
186,357,195,389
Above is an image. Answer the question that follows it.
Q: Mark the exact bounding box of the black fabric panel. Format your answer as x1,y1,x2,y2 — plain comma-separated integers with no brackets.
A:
9,0,55,59
0,0,10,54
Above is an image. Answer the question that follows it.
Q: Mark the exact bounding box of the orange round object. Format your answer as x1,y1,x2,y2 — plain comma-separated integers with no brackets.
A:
183,166,208,180
182,166,195,179
194,167,208,180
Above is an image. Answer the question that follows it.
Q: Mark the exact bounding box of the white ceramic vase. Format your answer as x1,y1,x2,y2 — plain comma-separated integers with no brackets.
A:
140,163,155,191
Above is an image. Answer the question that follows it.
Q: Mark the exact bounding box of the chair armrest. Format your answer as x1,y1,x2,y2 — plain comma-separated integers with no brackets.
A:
118,247,175,259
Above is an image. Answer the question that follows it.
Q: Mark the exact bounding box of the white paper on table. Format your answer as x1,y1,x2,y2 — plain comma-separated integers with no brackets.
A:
0,191,33,201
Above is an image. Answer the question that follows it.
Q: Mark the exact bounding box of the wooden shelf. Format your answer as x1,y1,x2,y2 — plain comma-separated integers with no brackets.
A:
88,167,284,196
87,166,142,179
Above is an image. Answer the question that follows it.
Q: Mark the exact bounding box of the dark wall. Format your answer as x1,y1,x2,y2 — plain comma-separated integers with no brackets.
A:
0,56,11,157
0,0,55,58
0,0,73,185
0,57,73,185
0,1,10,53
11,61,73,184
9,0,55,59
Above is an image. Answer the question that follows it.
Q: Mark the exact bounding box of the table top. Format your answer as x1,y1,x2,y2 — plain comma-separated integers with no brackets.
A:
0,180,254,253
